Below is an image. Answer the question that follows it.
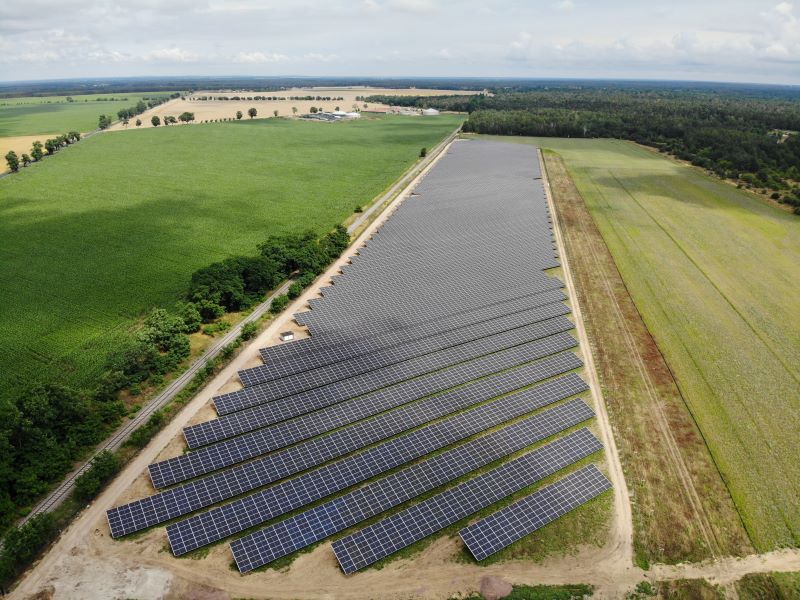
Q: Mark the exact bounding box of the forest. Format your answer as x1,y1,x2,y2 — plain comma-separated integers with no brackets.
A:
368,84,800,208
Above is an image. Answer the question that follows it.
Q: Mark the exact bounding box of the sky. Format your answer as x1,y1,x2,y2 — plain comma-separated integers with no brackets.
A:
0,0,798,85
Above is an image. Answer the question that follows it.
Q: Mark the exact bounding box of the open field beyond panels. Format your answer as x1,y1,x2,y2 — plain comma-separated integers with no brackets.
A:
0,93,174,137
501,136,800,552
0,114,463,400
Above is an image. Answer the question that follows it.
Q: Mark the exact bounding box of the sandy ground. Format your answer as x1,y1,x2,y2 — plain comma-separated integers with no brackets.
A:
11,139,800,600
108,87,477,131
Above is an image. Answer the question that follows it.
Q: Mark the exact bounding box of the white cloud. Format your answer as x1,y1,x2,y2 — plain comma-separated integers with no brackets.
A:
146,46,199,62
387,0,436,15
303,52,338,62
555,0,574,11
232,51,289,63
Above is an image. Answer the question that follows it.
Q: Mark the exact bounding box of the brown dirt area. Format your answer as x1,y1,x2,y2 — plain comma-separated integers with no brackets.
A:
542,151,753,565
108,87,477,131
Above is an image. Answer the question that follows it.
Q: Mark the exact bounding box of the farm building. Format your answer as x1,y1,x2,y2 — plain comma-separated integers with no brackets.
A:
422,108,440,116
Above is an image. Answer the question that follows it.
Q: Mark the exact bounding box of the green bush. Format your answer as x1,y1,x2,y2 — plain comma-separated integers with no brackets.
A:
287,281,304,299
270,294,290,314
239,321,259,341
73,451,121,502
0,513,57,590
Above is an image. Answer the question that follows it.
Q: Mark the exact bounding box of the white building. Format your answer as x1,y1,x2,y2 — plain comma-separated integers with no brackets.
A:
422,108,440,116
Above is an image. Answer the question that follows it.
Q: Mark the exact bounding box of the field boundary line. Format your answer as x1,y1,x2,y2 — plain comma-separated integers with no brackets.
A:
538,148,634,566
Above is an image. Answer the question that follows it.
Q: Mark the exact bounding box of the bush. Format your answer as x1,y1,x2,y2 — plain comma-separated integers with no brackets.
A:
270,294,290,314
176,302,202,332
239,321,259,341
73,451,121,502
0,513,58,589
126,410,165,448
287,281,304,299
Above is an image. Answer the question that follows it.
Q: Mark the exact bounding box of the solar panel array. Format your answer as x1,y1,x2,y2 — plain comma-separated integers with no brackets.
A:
106,139,611,573
459,465,613,561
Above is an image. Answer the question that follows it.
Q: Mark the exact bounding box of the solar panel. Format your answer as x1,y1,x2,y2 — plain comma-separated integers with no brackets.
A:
185,331,577,449
237,301,569,389
214,311,573,417
109,372,587,539
231,413,599,573
459,465,612,561
257,287,566,369
330,432,602,574
246,291,568,385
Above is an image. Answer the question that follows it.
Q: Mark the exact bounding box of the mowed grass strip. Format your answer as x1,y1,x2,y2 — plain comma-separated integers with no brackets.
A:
541,149,751,564
520,137,800,551
0,93,174,137
0,115,463,399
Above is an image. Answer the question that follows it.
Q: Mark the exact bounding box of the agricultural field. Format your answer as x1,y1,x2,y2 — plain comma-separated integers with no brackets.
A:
0,114,463,401
505,137,800,552
0,93,174,137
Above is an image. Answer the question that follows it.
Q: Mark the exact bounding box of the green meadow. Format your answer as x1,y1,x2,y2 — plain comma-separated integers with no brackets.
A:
0,93,173,136
0,114,462,399
521,137,800,551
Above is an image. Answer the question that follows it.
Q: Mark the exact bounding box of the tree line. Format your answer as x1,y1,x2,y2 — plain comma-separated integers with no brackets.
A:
367,87,800,211
98,93,178,129
190,95,345,101
5,132,81,172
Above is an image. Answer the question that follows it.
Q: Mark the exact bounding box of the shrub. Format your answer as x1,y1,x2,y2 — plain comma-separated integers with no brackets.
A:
270,294,290,314
176,302,202,332
239,321,259,341
0,513,58,589
287,281,304,299
73,451,121,502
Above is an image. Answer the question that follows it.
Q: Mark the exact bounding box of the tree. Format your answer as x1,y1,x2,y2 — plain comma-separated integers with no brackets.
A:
236,110,243,120
178,111,195,124
310,106,318,114
335,106,340,112
419,147,427,158
122,118,129,127
151,115,161,127
98,114,112,129
5,151,19,172
248,107,257,119
68,131,81,142
292,106,298,115
31,141,43,162
135,118,142,127
44,139,58,155
21,154,31,167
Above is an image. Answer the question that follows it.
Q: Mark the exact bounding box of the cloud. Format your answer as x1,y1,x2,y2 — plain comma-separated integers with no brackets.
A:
232,51,289,63
303,53,338,62
387,0,436,15
146,47,199,62
554,0,574,11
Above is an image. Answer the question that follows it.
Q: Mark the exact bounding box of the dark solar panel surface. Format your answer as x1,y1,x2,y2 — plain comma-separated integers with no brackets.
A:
459,465,612,561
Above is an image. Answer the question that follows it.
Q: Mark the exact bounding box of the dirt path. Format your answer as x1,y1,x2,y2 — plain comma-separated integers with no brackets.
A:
538,149,634,568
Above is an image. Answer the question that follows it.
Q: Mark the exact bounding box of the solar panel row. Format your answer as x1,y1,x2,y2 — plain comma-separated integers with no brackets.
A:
213,310,573,418
249,289,566,384
330,431,603,574
232,411,598,573
459,465,612,561
238,301,568,389
185,330,577,449
109,370,587,538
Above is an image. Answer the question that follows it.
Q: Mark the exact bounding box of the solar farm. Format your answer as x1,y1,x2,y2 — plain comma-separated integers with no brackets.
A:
105,139,612,576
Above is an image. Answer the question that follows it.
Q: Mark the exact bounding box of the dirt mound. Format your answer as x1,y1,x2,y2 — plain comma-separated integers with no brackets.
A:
480,576,513,600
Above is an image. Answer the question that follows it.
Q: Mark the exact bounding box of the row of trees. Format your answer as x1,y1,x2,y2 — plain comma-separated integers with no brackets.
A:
5,132,81,172
368,87,800,200
98,94,177,129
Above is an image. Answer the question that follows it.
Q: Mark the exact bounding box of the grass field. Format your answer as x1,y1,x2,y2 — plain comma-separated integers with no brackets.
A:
541,149,751,565
0,114,462,400
514,137,799,551
0,93,174,136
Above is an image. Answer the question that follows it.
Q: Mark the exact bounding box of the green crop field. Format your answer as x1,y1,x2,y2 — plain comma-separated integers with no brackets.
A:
0,93,174,136
0,114,463,400
487,136,800,551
